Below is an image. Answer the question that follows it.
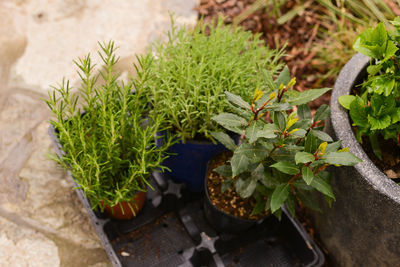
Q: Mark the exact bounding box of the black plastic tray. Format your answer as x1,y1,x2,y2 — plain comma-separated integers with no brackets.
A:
49,126,325,267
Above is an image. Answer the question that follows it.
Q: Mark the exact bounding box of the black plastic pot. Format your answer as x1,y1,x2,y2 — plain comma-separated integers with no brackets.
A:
203,182,266,233
312,53,400,266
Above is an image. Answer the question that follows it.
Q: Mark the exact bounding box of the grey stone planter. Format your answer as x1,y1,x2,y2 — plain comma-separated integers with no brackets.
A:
312,53,400,266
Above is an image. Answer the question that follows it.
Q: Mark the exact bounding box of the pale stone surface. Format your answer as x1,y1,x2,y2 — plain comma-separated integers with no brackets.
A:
0,0,197,266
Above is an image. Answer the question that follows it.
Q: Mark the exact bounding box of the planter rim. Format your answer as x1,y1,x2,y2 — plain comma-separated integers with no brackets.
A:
331,52,400,203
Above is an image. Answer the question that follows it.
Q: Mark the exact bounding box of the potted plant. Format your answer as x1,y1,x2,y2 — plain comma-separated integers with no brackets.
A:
138,18,285,192
311,19,400,266
45,41,173,220
203,66,361,233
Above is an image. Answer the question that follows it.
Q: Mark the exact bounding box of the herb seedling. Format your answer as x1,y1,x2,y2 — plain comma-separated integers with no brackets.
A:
45,41,174,213
339,19,400,159
211,67,361,218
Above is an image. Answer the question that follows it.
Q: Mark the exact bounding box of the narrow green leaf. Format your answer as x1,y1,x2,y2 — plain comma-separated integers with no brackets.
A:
322,151,362,166
298,104,312,120
325,140,342,153
251,163,265,181
225,91,251,110
296,189,321,212
212,113,247,127
369,134,382,160
273,111,286,131
275,65,291,87
289,88,331,105
302,166,314,185
236,177,257,198
304,133,318,153
295,152,314,164
251,199,266,216
231,153,250,177
310,175,335,200
270,162,299,175
286,194,296,217
221,179,233,192
235,143,268,164
214,164,232,177
246,121,261,144
270,184,290,213
210,131,236,151
314,104,330,122
310,129,333,142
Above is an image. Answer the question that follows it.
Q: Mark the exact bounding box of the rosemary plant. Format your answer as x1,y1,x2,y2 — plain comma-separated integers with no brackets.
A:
45,41,173,212
139,18,285,142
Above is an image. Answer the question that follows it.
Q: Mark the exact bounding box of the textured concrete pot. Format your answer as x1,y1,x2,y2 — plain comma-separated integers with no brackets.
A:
312,53,400,266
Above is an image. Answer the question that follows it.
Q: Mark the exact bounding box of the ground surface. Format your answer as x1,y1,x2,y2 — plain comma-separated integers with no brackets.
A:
0,1,197,266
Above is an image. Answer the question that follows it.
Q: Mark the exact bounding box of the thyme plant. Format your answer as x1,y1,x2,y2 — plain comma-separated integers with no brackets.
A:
45,41,173,212
211,67,362,218
338,19,400,159
139,18,285,142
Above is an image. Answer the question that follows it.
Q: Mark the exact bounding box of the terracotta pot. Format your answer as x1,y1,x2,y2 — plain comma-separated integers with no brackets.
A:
102,191,146,220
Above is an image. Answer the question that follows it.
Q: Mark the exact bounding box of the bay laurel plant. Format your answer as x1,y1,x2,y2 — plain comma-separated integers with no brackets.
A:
139,18,285,142
45,41,174,213
211,67,362,218
339,19,400,159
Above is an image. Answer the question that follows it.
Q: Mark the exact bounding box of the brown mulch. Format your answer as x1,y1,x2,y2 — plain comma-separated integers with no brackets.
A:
206,151,267,220
197,0,333,110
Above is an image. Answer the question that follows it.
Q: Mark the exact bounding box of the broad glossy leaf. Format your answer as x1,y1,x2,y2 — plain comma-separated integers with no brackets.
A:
338,95,356,110
349,96,369,128
270,184,290,213
368,114,391,130
270,162,299,175
371,94,396,116
210,131,236,151
322,151,362,166
225,91,251,110
302,166,314,185
392,108,400,123
289,88,331,105
295,152,314,164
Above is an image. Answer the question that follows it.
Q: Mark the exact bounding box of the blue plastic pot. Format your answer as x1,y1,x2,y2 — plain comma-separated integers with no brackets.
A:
157,135,228,192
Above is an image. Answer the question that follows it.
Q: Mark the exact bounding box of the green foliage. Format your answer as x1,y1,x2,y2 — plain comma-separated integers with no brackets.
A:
211,69,361,218
44,42,173,212
139,17,285,142
339,19,400,159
